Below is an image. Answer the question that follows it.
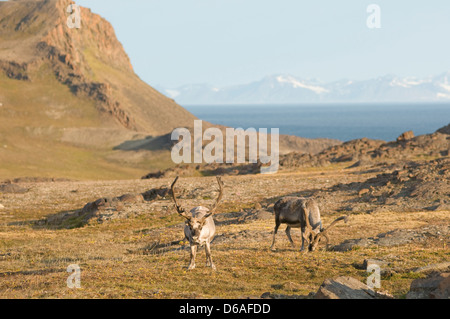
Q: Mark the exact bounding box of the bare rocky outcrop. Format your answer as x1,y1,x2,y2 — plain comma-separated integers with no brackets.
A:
406,272,450,299
304,157,450,214
332,225,450,251
43,185,172,227
0,61,29,80
313,276,393,299
35,41,137,130
141,133,340,178
142,162,262,179
0,183,28,194
279,124,449,170
436,123,450,135
2,177,71,184
397,130,415,142
313,273,449,299
280,138,385,169
413,262,450,274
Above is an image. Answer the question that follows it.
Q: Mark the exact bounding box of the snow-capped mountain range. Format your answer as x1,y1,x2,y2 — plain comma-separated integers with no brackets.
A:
155,72,450,105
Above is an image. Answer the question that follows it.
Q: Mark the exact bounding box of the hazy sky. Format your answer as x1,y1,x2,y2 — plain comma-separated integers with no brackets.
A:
76,0,450,88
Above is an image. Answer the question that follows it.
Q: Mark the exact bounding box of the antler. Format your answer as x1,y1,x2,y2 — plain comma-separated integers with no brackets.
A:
203,177,224,219
170,176,191,220
311,215,349,249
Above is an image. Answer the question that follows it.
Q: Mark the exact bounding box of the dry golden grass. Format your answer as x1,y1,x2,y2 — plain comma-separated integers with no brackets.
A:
0,170,448,299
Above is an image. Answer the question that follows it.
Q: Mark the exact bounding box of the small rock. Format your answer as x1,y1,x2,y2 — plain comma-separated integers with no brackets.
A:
0,204,4,210
363,259,389,269
358,188,370,197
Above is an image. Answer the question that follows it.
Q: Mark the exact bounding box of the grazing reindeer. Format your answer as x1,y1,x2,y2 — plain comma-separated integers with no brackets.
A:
271,197,323,251
170,176,224,270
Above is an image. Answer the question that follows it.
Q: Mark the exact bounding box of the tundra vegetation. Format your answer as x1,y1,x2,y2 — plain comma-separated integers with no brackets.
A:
0,0,448,299
0,163,448,298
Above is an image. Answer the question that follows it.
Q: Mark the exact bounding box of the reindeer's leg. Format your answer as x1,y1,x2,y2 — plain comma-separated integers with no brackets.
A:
285,226,295,248
205,242,216,270
270,221,280,251
300,227,309,252
300,228,306,251
308,232,314,251
188,245,197,270
323,233,331,251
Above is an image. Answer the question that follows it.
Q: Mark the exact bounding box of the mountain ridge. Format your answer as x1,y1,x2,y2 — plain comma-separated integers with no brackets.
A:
157,72,450,105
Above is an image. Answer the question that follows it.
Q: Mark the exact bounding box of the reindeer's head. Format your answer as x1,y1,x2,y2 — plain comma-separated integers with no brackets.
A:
171,176,224,245
185,206,212,244
306,216,349,252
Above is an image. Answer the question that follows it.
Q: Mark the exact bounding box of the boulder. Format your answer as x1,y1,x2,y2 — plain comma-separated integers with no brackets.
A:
413,262,450,274
358,188,370,197
397,131,415,142
118,193,144,203
0,183,28,194
314,276,393,299
406,272,450,299
141,187,170,201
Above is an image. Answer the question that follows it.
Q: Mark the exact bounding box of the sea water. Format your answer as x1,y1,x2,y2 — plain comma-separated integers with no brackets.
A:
185,103,450,142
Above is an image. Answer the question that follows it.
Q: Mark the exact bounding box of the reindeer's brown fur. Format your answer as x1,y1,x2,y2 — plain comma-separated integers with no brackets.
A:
271,197,323,251
271,196,349,252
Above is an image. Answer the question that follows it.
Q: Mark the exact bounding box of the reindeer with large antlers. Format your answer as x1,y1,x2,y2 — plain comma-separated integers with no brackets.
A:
171,176,224,270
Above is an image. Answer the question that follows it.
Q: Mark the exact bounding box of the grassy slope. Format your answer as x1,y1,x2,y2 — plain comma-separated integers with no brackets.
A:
82,46,197,136
0,0,197,180
0,64,173,180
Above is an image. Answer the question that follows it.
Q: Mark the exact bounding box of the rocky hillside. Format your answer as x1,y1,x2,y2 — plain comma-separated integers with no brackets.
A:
141,124,449,178
0,0,196,134
279,124,450,169
0,0,199,179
